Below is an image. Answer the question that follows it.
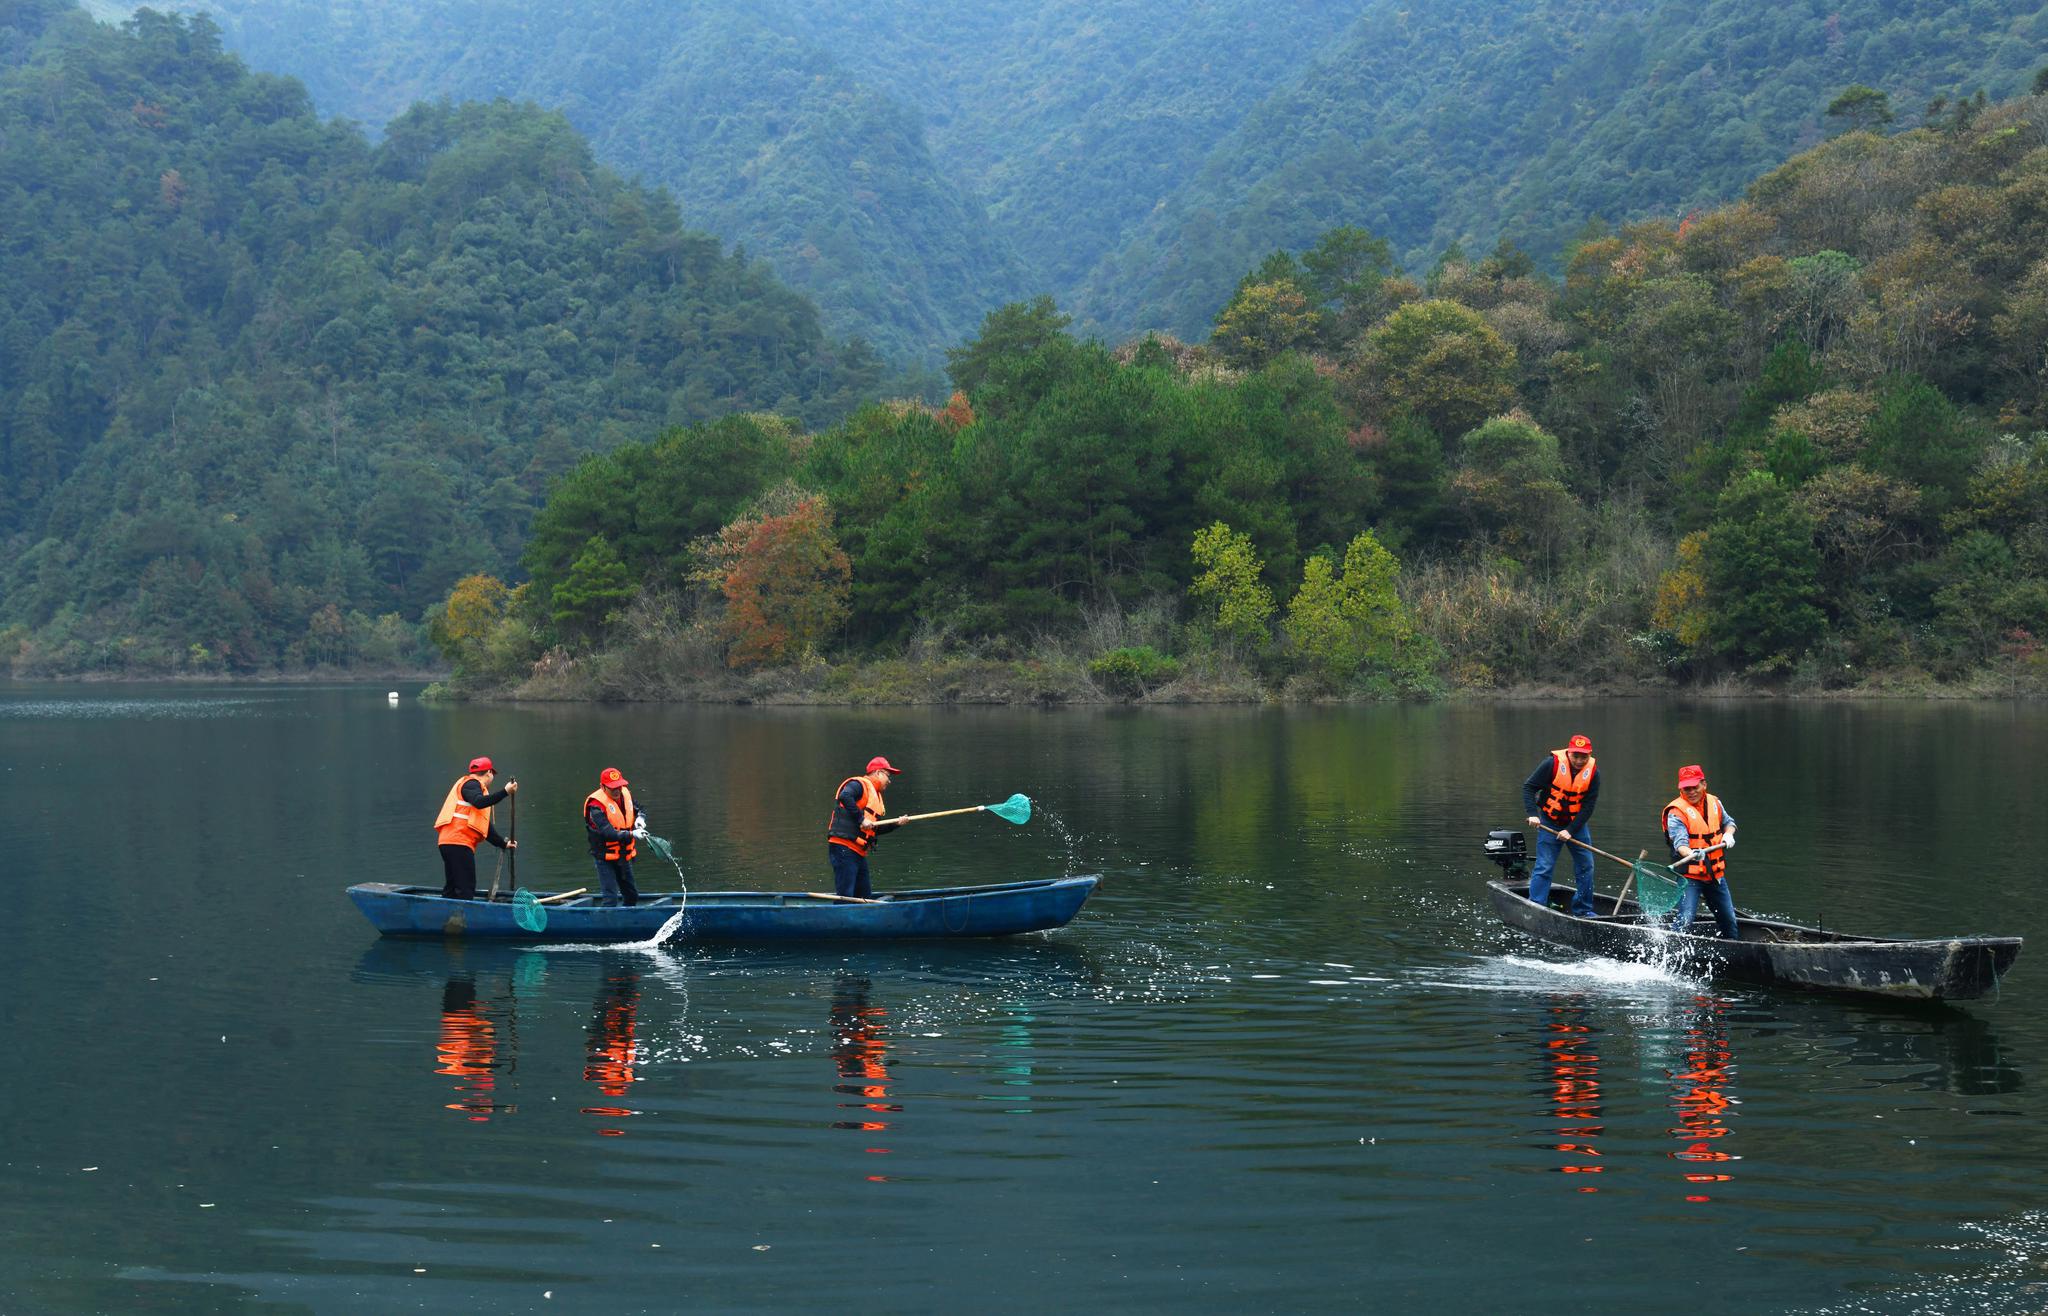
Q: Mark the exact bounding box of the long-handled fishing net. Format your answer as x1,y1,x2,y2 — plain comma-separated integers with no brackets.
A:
1629,859,1685,924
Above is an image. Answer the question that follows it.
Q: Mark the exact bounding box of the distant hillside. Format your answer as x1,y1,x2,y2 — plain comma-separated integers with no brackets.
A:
1088,0,2048,337
0,1,884,673
157,0,2048,352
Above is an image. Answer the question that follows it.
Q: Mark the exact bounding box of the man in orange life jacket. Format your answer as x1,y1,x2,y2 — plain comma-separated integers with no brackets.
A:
1664,764,1740,938
585,767,645,907
433,756,517,900
826,756,911,899
1521,733,1601,915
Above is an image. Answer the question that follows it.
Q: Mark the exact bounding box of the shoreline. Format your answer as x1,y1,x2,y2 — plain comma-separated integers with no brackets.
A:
9,662,2041,704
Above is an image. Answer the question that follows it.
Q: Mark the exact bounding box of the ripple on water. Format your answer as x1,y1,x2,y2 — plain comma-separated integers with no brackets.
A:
0,695,289,719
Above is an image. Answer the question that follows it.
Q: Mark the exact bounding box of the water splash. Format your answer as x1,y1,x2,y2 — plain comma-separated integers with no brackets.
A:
1034,806,1082,877
533,833,689,952
621,832,689,947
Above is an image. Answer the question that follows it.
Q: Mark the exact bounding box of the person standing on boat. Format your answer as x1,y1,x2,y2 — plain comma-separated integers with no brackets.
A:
1664,764,1739,938
585,767,645,907
1521,733,1601,915
434,756,517,900
827,756,911,900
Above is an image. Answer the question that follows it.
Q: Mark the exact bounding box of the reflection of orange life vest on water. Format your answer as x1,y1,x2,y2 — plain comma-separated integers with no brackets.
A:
584,787,637,862
827,776,884,855
582,979,641,1133
832,998,894,1131
436,988,502,1121
434,774,493,849
1541,751,1596,823
1664,793,1729,883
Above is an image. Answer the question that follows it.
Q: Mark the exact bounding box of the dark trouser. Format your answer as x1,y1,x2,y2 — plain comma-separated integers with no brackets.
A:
1528,821,1597,916
593,856,640,906
828,843,871,899
439,843,479,900
1670,875,1740,939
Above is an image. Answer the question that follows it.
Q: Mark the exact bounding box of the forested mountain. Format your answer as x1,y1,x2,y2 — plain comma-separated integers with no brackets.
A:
0,1,884,673
445,83,2048,700
144,0,2048,353
1090,0,2048,336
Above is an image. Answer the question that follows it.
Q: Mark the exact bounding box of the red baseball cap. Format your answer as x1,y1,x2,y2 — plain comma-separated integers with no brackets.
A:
865,756,906,775
1566,734,1593,753
468,756,494,774
1677,764,1706,787
599,767,629,788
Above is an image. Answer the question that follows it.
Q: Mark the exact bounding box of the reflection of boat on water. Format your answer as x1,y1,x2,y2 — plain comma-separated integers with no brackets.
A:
1482,831,2021,1001
1774,997,2024,1097
346,876,1101,942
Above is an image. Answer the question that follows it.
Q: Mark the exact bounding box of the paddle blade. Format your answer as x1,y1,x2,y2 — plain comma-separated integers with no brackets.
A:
513,888,548,933
1630,860,1683,922
985,793,1032,825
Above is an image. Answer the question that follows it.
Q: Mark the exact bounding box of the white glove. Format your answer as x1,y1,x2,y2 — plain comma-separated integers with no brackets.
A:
632,824,649,839
1556,828,1572,842
1525,816,1541,828
1675,848,1697,866
1721,830,1735,850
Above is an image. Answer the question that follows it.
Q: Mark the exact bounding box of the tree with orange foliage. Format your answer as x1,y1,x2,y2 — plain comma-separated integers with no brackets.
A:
939,390,975,430
700,485,851,669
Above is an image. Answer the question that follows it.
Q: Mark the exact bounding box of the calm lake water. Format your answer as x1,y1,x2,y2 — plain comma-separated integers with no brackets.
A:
2,685,2045,1314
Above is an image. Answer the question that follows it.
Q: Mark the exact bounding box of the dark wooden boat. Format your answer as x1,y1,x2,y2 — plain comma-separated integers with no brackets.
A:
347,876,1100,942
1480,830,2020,1002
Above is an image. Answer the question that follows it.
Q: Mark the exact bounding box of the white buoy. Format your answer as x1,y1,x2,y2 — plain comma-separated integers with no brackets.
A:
387,691,400,703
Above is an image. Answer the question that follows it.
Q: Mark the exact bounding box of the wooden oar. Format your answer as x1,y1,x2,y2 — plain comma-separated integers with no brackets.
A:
888,793,1033,826
805,892,876,903
535,887,588,905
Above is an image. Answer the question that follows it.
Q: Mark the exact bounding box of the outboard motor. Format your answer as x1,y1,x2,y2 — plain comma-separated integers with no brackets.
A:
1482,829,1528,881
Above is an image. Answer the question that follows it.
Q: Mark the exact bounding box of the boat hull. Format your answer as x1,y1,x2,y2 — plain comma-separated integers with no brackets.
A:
1486,880,2020,1002
347,876,1100,942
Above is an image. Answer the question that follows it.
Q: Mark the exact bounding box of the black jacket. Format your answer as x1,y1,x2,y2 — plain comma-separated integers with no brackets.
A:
460,777,511,849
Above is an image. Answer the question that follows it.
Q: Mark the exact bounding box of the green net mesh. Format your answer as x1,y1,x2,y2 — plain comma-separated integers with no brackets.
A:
986,794,1033,825
1631,860,1683,922
513,888,547,933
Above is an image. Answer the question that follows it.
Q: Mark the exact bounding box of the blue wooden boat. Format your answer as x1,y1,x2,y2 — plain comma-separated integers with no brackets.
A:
346,876,1100,941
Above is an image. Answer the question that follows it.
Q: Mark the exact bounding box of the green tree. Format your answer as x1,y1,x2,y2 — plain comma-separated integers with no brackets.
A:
551,535,637,646
1446,414,1578,560
945,297,1075,400
1702,473,1825,670
1189,522,1274,654
1284,530,1422,685
1359,300,1517,441
1211,280,1320,367
1825,85,1893,133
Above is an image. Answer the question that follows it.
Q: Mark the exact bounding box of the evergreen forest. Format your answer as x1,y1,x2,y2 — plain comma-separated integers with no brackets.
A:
0,1,886,674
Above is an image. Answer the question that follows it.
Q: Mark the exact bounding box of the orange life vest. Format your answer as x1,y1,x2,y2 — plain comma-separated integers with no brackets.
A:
1541,751,1596,823
1665,792,1729,883
585,786,638,862
827,775,884,855
434,773,493,849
